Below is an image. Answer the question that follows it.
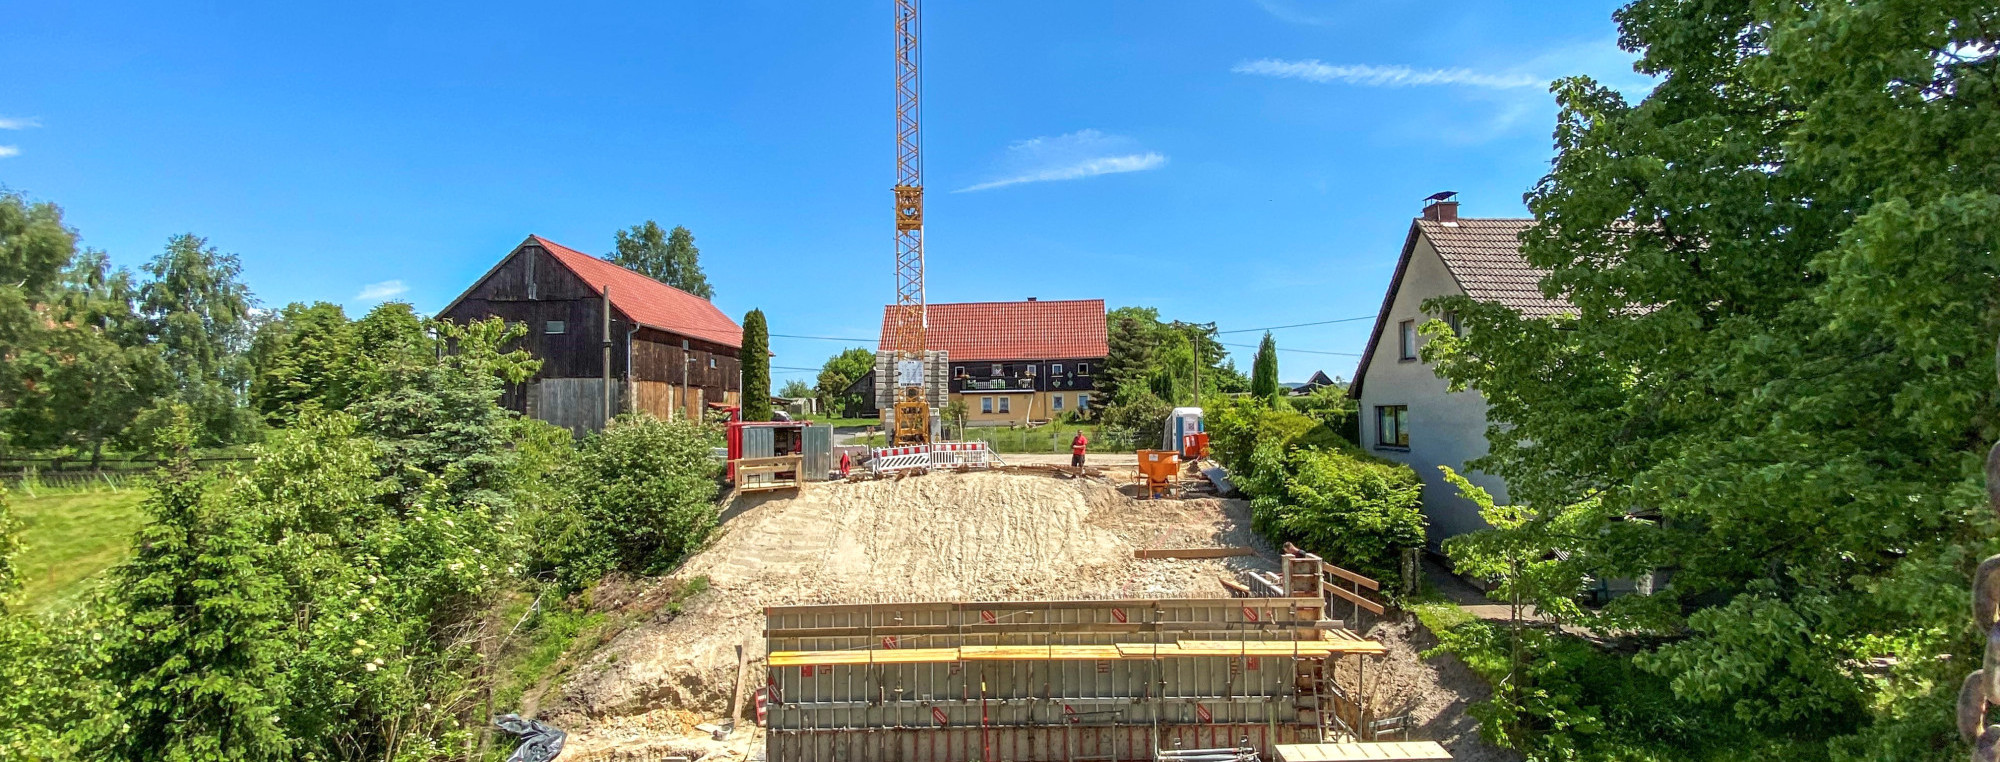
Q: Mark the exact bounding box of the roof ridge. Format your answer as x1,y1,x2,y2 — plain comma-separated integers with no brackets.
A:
529,234,719,304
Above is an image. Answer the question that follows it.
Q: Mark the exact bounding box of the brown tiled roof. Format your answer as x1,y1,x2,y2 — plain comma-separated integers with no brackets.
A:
533,236,743,348
877,299,1107,362
1350,217,1569,397
1417,219,1567,318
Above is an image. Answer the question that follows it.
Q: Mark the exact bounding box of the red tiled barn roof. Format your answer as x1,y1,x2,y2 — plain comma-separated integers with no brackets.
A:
532,235,743,349
877,299,1107,362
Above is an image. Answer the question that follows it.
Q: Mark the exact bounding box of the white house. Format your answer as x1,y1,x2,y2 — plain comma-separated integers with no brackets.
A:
1350,194,1568,550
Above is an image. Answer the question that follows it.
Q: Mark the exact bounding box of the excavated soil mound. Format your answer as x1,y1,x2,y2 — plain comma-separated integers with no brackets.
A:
548,470,1273,747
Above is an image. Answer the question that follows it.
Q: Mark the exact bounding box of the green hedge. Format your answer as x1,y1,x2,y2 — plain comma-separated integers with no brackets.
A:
1206,398,1425,590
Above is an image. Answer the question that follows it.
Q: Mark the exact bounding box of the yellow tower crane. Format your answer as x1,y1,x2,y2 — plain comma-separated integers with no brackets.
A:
888,0,932,445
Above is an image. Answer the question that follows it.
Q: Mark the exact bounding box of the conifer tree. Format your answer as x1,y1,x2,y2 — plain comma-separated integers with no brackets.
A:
740,309,772,421
1250,332,1280,400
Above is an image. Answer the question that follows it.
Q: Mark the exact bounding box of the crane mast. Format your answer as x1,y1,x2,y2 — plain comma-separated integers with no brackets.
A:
891,0,925,358
887,0,933,445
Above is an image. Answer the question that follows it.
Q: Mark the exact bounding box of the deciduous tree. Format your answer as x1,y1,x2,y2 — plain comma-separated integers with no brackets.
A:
612,221,713,299
138,234,258,445
1423,0,2000,754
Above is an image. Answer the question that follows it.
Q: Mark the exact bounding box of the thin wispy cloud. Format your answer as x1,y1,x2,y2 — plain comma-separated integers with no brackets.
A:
0,117,41,130
0,147,17,159
1232,59,1541,89
956,129,1167,193
355,280,408,301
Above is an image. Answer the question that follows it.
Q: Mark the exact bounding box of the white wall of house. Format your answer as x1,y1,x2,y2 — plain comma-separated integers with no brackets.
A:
1357,234,1512,550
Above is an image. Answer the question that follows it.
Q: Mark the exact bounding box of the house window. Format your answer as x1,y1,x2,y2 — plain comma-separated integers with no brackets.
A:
1077,363,1089,374
1376,405,1409,448
1076,394,1089,411
981,397,993,414
1052,394,1064,411
545,320,566,334
1443,310,1462,336
1398,320,1417,361
997,396,1011,413
992,363,1003,376
954,366,964,378
1052,363,1064,375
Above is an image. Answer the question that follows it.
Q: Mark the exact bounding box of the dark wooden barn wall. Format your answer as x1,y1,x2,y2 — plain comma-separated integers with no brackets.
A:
440,244,743,424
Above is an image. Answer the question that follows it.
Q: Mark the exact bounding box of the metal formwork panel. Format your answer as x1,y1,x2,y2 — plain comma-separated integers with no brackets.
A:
801,424,834,481
742,426,776,459
765,598,1347,762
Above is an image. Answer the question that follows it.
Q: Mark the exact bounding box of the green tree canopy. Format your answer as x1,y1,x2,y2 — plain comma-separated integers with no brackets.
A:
247,302,358,427
139,234,257,446
1422,0,2000,754
740,309,772,422
612,221,713,299
815,347,876,413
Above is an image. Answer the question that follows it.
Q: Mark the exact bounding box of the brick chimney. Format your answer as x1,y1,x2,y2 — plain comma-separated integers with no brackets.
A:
1422,191,1459,223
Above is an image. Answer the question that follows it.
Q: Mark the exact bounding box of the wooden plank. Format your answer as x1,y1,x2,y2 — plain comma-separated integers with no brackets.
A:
766,648,961,666
1327,584,1387,616
958,645,1124,661
1274,741,1451,762
1134,547,1255,559
1321,562,1381,591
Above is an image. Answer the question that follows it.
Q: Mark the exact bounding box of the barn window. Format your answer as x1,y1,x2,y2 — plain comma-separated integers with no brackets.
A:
709,357,717,369
545,320,566,334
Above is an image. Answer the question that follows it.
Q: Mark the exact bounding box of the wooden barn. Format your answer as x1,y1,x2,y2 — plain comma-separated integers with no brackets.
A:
438,235,742,433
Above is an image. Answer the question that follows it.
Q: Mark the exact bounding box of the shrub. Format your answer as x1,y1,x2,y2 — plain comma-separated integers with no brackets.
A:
1205,397,1321,474
533,414,722,589
1098,390,1170,450
1248,446,1424,586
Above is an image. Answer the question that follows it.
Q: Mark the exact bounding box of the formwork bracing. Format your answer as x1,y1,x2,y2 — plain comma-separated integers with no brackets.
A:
762,584,1390,762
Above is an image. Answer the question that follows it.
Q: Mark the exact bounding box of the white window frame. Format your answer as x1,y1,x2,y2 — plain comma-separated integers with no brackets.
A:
1051,394,1064,411
1077,362,1089,374
997,396,1010,414
981,397,993,414
1398,320,1417,361
1076,394,1089,411
992,363,1003,376
1051,363,1064,375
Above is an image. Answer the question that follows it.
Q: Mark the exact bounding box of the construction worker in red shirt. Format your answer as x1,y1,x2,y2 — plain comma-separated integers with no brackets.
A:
1070,431,1089,469
839,451,852,479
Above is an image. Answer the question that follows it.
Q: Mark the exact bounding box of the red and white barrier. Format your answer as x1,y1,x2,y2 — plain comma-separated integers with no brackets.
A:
870,441,1005,475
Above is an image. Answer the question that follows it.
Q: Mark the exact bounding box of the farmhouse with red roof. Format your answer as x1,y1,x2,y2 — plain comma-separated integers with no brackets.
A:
876,298,1107,426
440,235,742,433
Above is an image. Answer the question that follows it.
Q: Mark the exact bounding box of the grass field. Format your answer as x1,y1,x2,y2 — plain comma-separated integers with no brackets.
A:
10,488,146,611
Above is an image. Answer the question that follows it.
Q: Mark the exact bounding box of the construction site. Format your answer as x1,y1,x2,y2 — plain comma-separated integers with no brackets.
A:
527,463,1498,762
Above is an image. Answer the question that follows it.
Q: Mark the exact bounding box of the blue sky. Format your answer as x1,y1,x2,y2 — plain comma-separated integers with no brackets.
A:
0,1,1651,384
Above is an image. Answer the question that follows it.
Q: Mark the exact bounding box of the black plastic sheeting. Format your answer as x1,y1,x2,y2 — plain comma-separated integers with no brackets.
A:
494,713,567,762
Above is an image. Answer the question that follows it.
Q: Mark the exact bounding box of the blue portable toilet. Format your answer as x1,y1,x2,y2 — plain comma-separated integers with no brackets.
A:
1163,407,1204,452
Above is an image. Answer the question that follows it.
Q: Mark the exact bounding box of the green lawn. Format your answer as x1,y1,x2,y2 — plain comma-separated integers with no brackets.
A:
802,415,883,428
855,425,1140,454
10,488,147,611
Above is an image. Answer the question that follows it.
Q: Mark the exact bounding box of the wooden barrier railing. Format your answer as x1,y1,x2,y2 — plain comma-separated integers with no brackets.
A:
733,455,804,493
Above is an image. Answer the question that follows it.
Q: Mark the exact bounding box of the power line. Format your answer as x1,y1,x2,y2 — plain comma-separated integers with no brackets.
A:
1215,315,1375,334
771,333,875,343
1220,341,1361,357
